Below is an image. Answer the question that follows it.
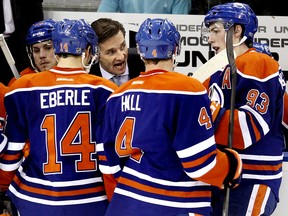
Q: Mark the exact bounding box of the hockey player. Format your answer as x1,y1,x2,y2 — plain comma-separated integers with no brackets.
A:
0,18,117,216
4,18,58,158
0,123,7,157
0,83,7,132
0,19,58,215
201,3,286,215
253,42,288,151
98,17,242,216
8,18,57,85
0,18,58,143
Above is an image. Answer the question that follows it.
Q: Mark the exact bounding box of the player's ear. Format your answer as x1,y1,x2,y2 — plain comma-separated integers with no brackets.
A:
234,25,242,36
84,46,92,63
86,45,91,55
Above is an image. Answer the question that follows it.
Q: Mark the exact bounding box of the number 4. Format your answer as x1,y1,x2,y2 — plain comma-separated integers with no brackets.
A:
198,107,212,129
115,117,143,162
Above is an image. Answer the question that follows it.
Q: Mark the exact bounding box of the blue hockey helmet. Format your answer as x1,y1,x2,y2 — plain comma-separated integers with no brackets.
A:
26,19,56,45
204,2,258,42
135,18,181,59
52,19,98,56
253,42,272,57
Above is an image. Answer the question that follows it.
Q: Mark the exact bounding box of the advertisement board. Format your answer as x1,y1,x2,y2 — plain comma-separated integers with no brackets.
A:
44,11,288,76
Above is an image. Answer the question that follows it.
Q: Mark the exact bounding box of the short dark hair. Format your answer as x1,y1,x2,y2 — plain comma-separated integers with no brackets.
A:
91,18,126,44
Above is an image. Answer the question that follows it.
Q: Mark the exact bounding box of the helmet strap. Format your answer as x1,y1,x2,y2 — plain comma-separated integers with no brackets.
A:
26,46,38,72
82,52,98,73
233,36,247,47
224,31,247,47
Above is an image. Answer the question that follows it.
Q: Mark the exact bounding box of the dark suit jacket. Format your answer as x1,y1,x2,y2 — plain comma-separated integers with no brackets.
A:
89,48,145,80
0,0,43,85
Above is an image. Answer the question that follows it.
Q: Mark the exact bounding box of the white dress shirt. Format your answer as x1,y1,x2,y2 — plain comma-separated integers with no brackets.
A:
2,0,15,37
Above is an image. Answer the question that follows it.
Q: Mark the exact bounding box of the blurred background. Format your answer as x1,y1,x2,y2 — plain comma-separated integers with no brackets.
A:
42,0,285,15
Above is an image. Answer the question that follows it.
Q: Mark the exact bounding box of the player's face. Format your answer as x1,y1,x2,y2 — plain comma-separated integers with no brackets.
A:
98,31,128,76
207,22,226,54
32,40,57,72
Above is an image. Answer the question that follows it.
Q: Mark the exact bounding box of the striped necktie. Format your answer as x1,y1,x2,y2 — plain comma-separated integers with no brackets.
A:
112,76,120,86
0,0,5,33
112,75,129,86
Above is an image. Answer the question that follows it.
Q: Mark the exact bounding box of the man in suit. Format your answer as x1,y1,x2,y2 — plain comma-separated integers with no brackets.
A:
90,18,144,86
0,0,43,85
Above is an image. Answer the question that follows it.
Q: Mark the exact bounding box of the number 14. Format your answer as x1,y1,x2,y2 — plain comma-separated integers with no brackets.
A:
41,112,97,174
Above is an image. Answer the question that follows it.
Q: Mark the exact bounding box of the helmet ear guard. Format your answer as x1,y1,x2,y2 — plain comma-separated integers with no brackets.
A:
135,18,181,60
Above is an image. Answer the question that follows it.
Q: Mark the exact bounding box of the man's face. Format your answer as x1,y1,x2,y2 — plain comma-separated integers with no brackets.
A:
32,40,57,72
207,22,227,54
98,31,128,76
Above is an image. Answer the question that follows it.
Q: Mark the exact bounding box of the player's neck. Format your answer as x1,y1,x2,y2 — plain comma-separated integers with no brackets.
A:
57,56,84,69
145,59,174,72
234,43,249,57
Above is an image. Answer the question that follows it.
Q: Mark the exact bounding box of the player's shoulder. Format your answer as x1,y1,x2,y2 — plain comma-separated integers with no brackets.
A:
20,67,36,76
0,82,8,93
83,74,118,91
7,71,52,94
241,49,278,65
237,50,279,78
166,71,207,92
124,70,207,94
9,72,37,87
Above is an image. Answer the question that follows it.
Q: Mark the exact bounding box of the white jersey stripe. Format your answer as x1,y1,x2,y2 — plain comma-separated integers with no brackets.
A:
115,188,210,208
9,185,107,206
238,111,252,148
123,166,209,187
241,105,269,135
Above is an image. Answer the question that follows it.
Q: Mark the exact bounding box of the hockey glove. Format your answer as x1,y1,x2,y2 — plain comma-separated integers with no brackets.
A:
0,192,11,216
222,148,242,189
